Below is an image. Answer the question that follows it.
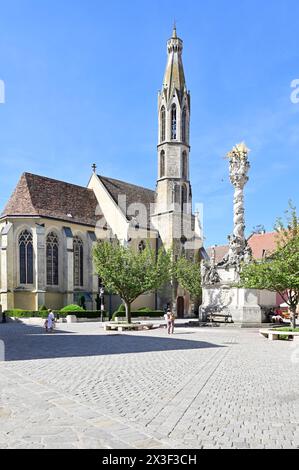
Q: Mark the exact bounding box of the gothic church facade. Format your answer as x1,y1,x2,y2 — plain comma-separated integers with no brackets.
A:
0,27,202,316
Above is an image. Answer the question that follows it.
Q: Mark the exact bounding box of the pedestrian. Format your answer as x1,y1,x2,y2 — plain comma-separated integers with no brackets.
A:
164,309,169,329
47,309,55,333
166,307,175,335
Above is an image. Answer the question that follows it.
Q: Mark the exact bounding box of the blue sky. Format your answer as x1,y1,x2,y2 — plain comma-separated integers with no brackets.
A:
0,0,299,247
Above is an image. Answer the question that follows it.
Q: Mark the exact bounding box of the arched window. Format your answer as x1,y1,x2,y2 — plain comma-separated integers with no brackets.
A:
160,150,165,178
46,232,59,286
182,151,187,179
171,104,177,139
174,184,180,204
182,107,187,142
160,106,166,142
73,236,84,287
181,185,188,212
19,230,33,284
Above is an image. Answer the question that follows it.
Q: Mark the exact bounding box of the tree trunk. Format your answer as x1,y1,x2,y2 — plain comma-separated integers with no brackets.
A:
290,305,297,330
125,301,131,324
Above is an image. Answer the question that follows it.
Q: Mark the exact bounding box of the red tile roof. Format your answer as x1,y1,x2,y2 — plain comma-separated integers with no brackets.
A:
247,232,277,259
208,232,279,262
1,172,156,229
1,173,102,226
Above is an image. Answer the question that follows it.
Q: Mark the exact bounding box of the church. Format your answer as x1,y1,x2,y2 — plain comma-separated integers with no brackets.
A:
0,27,202,316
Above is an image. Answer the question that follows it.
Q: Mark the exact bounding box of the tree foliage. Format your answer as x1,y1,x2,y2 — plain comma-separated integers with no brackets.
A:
240,202,299,329
175,255,202,306
93,241,172,323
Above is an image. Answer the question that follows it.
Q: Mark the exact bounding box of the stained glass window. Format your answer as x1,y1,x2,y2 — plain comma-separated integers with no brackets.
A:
73,236,83,287
46,232,59,285
19,230,33,284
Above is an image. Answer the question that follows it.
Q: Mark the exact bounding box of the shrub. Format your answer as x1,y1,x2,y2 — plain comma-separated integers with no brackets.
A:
60,304,84,313
276,327,299,333
5,309,48,318
4,309,106,320
39,304,48,311
71,311,106,319
116,304,126,312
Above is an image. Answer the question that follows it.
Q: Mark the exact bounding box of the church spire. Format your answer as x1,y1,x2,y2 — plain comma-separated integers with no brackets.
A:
172,21,177,38
162,25,186,98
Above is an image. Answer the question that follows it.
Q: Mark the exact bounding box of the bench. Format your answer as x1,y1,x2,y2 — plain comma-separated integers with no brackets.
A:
207,313,233,324
104,322,154,332
259,328,299,342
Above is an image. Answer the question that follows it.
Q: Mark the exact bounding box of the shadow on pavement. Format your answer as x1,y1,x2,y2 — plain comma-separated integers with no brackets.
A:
0,322,225,361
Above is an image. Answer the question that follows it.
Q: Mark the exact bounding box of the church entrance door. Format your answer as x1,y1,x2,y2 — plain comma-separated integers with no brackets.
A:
176,296,184,319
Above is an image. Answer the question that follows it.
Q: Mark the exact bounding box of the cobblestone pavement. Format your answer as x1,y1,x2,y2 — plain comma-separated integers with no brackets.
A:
0,322,298,449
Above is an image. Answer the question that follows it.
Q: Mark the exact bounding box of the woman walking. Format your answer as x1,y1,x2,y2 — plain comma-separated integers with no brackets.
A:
47,310,55,333
166,307,175,335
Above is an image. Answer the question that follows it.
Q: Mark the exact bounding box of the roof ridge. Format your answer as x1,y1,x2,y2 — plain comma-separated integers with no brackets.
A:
99,174,155,193
22,173,36,213
23,172,93,191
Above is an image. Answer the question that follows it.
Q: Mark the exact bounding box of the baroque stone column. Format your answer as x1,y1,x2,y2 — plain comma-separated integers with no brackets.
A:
227,142,250,264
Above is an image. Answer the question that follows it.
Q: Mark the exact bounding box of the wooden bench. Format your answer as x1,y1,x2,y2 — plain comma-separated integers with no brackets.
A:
207,313,233,324
259,328,299,342
104,322,154,332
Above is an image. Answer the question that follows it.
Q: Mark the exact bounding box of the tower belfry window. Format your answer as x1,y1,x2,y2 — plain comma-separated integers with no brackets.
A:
160,106,166,142
182,107,187,142
160,150,165,178
171,104,177,139
182,151,187,179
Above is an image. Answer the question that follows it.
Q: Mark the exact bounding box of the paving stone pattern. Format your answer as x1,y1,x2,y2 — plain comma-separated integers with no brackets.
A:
0,322,298,449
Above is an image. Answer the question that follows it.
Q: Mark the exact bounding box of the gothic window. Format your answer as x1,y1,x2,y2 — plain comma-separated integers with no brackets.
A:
160,106,166,142
181,184,188,212
46,232,59,286
19,230,33,284
73,236,84,287
171,104,177,139
182,107,187,142
174,183,180,204
182,151,187,179
160,150,165,178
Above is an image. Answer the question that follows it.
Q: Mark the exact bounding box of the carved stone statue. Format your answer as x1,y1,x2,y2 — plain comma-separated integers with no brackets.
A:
227,142,250,247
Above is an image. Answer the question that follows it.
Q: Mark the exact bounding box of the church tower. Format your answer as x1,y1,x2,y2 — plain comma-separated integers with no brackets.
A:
151,26,193,251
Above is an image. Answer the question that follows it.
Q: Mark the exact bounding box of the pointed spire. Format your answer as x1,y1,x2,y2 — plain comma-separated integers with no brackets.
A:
172,20,177,38
162,25,186,98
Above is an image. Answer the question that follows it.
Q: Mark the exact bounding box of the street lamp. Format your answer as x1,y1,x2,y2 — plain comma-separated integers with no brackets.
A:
99,285,105,322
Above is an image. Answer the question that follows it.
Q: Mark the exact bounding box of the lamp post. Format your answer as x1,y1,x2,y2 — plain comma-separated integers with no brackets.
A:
99,285,105,322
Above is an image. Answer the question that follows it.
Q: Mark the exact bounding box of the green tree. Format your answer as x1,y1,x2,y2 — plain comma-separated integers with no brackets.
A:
93,241,172,323
175,255,202,314
240,203,299,329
